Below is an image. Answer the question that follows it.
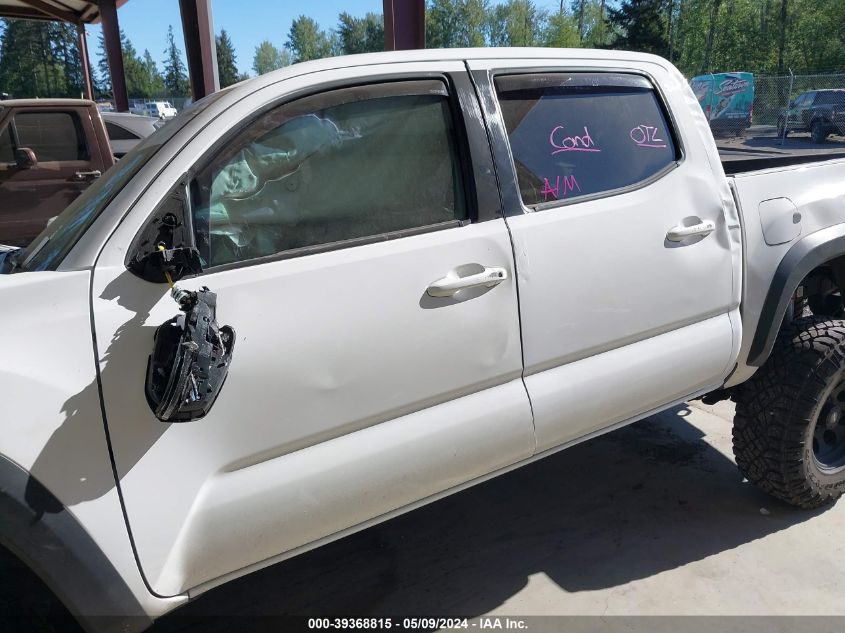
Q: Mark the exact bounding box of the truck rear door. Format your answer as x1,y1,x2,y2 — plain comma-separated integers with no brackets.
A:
468,57,743,452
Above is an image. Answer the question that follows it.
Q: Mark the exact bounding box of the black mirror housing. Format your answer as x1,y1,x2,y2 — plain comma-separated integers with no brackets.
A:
15,147,37,169
146,287,235,422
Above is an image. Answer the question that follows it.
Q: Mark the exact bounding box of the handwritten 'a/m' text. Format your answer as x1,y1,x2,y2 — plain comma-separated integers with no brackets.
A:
541,174,581,201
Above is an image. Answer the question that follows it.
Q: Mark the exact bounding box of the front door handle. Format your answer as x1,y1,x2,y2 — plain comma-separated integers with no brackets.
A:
427,265,508,298
73,170,101,182
666,219,715,242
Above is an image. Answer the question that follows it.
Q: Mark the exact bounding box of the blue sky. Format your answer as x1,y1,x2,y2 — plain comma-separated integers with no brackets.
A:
85,0,564,77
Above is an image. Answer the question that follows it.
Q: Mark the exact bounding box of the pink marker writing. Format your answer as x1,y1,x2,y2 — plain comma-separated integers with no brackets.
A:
549,125,601,154
542,174,581,201
630,125,667,148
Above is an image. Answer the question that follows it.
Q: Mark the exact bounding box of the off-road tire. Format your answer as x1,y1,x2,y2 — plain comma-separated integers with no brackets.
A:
733,317,845,508
811,120,827,144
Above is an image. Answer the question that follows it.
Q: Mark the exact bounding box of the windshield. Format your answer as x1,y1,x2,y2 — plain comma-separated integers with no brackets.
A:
13,88,233,272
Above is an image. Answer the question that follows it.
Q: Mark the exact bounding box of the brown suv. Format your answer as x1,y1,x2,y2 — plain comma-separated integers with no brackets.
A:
0,99,114,246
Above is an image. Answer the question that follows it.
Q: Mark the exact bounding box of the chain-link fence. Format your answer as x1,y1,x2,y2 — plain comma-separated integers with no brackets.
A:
689,71,845,151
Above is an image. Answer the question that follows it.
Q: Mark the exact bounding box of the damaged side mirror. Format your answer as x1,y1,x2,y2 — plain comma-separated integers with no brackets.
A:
126,185,202,284
133,183,236,422
146,286,235,422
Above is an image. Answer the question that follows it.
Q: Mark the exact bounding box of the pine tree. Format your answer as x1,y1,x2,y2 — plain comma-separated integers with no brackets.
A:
607,0,669,57
215,29,239,87
162,25,189,97
141,49,164,97
0,18,81,98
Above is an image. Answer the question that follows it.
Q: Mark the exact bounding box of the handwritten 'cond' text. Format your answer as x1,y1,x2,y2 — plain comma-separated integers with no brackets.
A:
549,125,600,154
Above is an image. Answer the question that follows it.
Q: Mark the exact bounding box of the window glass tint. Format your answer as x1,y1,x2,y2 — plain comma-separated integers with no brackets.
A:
815,92,845,106
495,73,679,207
14,111,88,161
0,124,13,162
192,81,466,268
105,121,140,140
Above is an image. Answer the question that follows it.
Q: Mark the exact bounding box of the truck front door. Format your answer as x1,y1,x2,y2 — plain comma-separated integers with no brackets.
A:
90,63,534,597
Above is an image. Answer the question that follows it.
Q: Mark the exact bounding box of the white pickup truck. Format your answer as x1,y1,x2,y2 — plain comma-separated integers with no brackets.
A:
2,48,845,632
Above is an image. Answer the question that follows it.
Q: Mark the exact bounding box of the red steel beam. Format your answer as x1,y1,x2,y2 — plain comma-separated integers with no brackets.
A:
383,0,425,51
179,0,219,101
77,23,94,100
99,0,128,111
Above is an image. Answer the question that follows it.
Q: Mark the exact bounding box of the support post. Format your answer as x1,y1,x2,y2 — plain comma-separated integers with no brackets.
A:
179,0,219,101
77,23,93,100
99,0,128,111
383,0,425,51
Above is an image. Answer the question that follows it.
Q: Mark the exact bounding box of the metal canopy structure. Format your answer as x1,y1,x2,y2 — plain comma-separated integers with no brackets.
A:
0,0,426,111
0,0,219,112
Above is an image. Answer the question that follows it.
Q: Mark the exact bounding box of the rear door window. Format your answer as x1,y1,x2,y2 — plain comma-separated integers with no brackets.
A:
105,121,140,140
14,111,89,162
494,73,680,208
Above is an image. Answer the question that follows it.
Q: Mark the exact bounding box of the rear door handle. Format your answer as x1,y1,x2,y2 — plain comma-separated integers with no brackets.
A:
666,219,715,242
427,265,508,298
73,170,101,182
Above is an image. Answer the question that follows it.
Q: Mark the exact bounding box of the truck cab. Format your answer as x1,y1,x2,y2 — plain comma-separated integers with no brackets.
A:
0,99,114,246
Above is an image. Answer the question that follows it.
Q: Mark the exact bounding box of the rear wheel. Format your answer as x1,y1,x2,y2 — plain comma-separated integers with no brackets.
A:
811,120,828,144
733,317,845,508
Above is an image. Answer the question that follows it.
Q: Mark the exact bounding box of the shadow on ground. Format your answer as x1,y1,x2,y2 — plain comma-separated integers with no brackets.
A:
152,404,827,631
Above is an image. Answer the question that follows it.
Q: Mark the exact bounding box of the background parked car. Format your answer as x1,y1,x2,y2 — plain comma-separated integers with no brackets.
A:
778,89,845,142
102,111,162,158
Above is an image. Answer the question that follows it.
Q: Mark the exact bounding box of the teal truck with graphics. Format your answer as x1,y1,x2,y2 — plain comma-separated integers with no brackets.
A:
691,72,755,136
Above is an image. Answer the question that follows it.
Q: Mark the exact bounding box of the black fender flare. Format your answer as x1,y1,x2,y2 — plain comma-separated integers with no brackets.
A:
0,455,150,633
748,223,845,366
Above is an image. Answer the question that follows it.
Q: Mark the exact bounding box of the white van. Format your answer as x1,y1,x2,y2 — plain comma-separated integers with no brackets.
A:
142,101,178,119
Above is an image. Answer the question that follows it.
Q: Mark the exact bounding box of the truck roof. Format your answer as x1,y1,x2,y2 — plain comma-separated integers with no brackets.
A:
0,98,96,108
225,46,673,95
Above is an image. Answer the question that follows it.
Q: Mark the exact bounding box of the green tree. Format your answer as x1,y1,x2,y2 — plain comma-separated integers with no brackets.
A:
216,29,239,87
286,16,334,63
141,49,164,96
337,12,384,54
543,6,581,47
426,0,488,48
252,40,289,75
607,0,669,57
0,18,89,98
162,25,189,97
486,0,547,47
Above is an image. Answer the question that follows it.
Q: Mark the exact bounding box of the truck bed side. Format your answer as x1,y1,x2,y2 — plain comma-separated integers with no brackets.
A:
726,157,845,386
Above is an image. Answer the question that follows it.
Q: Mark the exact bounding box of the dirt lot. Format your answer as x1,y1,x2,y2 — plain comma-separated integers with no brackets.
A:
152,399,845,631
